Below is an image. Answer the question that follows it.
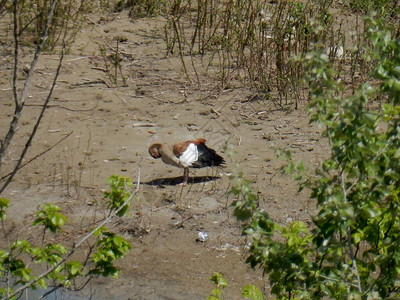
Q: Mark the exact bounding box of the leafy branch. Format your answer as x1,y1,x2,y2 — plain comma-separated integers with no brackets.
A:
1,170,139,300
231,15,400,299
208,272,263,300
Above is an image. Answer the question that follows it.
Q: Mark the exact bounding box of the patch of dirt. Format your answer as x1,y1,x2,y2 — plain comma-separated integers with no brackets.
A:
0,9,329,299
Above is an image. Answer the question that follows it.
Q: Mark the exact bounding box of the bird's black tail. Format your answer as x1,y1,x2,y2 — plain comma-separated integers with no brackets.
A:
192,144,225,168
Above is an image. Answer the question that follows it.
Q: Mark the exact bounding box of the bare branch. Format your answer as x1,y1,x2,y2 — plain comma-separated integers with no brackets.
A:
24,101,99,112
0,40,65,194
12,0,19,109
0,0,22,166
0,132,73,182
341,173,363,294
0,0,58,169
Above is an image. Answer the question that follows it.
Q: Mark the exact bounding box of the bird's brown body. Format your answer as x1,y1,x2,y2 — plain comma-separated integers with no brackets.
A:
149,138,224,184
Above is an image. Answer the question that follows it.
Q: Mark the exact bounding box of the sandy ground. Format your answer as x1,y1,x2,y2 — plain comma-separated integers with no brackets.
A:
0,9,329,300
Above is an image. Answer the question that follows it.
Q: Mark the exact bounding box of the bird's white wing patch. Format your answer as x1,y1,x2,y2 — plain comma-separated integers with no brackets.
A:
179,143,198,167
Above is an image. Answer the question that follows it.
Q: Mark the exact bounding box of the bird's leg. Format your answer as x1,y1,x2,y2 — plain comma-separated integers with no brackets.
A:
182,167,189,184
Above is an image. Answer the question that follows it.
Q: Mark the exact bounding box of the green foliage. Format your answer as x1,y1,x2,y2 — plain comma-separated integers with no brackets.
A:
231,15,400,299
231,171,259,221
89,227,131,277
232,171,314,299
208,272,228,300
126,0,167,18
0,175,133,299
0,239,67,291
306,16,400,298
13,0,93,51
242,284,264,300
32,204,68,233
208,272,264,300
276,149,307,184
104,175,133,217
367,17,400,103
349,0,399,19
0,197,9,220
64,260,84,279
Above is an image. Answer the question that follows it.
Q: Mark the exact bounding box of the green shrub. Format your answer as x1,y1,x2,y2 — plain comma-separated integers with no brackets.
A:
349,0,399,20
0,175,134,299
231,15,400,299
11,0,93,51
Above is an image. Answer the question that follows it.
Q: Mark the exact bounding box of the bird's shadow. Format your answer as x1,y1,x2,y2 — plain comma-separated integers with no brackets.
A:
143,175,221,186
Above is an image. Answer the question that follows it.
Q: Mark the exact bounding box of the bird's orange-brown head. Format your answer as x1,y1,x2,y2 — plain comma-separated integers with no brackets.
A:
148,143,162,159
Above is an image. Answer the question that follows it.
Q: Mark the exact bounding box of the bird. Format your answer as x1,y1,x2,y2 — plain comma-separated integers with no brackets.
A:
148,138,225,184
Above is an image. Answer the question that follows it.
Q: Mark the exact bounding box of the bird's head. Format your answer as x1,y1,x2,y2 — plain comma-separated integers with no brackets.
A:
148,143,162,159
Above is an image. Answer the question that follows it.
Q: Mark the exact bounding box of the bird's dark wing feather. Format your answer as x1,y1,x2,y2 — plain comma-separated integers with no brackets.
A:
191,144,225,168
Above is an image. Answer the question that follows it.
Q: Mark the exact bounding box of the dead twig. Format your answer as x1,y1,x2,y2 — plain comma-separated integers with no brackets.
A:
91,66,109,72
132,122,156,128
0,132,72,182
71,79,110,88
24,101,98,112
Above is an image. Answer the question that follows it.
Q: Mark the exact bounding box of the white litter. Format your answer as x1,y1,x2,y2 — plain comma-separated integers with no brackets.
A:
198,231,208,242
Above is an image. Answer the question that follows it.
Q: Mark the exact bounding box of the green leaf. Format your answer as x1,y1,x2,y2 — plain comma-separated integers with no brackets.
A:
65,261,84,278
37,278,47,289
353,231,363,244
33,204,68,233
104,175,134,217
93,226,108,237
242,285,264,300
0,198,9,220
0,197,9,208
210,272,228,288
